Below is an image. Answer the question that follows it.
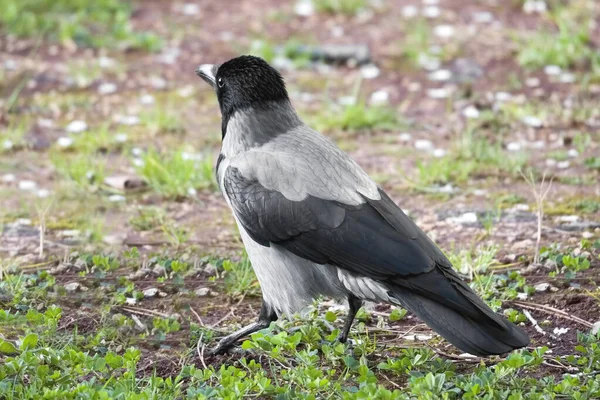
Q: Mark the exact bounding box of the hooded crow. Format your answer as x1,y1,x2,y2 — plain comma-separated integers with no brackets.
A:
196,55,530,356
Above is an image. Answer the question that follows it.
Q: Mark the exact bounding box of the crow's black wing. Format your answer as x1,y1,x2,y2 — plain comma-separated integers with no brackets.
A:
224,165,447,279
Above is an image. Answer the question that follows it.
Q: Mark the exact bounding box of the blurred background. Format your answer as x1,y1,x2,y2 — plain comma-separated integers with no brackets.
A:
1,0,599,257
1,0,600,395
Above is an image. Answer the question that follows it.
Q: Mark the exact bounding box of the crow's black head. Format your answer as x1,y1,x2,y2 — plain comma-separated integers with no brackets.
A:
196,56,289,133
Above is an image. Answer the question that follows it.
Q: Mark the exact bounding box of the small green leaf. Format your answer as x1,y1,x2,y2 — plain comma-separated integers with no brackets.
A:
20,333,38,350
0,340,18,354
325,311,337,322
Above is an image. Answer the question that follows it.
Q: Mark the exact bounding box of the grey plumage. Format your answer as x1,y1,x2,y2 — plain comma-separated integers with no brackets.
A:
196,55,529,356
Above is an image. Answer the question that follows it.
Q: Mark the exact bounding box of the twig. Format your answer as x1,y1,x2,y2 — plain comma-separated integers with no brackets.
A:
521,170,553,265
197,332,208,370
190,307,205,327
522,309,557,339
511,301,593,328
380,373,402,389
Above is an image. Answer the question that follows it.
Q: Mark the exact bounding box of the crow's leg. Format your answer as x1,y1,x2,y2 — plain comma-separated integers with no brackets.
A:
208,300,277,355
337,294,363,343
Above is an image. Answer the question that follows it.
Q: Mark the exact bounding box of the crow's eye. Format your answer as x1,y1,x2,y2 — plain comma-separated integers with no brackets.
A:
217,77,224,88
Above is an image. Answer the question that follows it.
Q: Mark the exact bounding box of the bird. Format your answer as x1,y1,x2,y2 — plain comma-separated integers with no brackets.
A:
195,55,530,357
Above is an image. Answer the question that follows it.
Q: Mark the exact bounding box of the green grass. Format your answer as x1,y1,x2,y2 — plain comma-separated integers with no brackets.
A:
0,0,162,50
51,153,107,193
314,0,367,15
135,149,217,199
313,101,403,133
222,254,260,299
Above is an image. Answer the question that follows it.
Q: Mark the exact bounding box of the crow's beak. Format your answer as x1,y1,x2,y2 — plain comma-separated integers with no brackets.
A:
195,64,218,89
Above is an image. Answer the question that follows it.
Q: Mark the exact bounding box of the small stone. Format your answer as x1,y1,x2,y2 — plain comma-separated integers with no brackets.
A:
330,26,344,37
129,268,151,279
98,57,116,68
582,231,594,239
399,133,412,142
2,174,16,183
495,92,512,102
506,142,522,152
418,54,440,71
523,116,543,128
18,180,37,191
143,288,159,298
592,321,600,335
150,76,167,90
553,327,569,336
525,77,540,87
567,149,579,158
523,0,547,14
558,215,580,223
66,120,87,133
204,263,218,276
402,5,419,18
140,94,155,105
422,5,440,18
369,90,389,105
57,137,74,148
557,160,570,169
125,297,137,306
434,25,455,38
116,115,140,126
187,187,197,197
181,3,200,15
473,11,493,23
516,292,528,300
115,133,128,143
177,86,194,97
98,82,117,95
535,283,550,292
414,139,434,151
360,64,380,79
450,212,478,224
544,65,562,76
473,189,487,197
462,105,480,119
294,0,314,16
545,159,557,167
64,282,80,292
3,139,13,150
429,69,452,81
433,148,446,158
108,194,126,202
423,0,438,4
195,287,210,297
37,189,50,198
153,265,167,277
427,88,449,99
559,73,575,83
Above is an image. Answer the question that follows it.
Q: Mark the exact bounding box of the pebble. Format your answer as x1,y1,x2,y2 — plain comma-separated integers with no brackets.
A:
558,215,580,223
450,212,478,224
399,133,412,142
177,86,194,97
2,174,16,183
567,149,579,158
427,88,449,99
544,65,562,76
98,82,117,95
369,90,389,105
150,76,167,90
559,73,575,83
3,140,13,150
473,11,493,23
116,115,140,126
109,194,126,202
360,64,380,79
433,148,446,158
557,160,570,169
64,282,80,292
18,180,37,191
429,69,452,81
414,139,434,151
181,3,200,15
534,282,550,292
204,263,218,276
294,0,314,16
525,77,541,87
37,189,50,198
140,94,155,105
522,116,543,128
593,321,600,335
462,105,480,119
516,293,528,300
418,54,441,71
434,25,455,38
423,0,438,4
402,5,419,18
553,327,569,336
195,287,210,297
473,189,487,197
495,92,512,102
153,265,167,276
125,298,137,306
330,26,344,38
98,57,116,69
506,142,522,152
422,5,440,18
545,159,557,167
523,0,547,14
4,59,17,70
66,120,87,133
143,288,159,298
115,133,128,143
57,137,74,148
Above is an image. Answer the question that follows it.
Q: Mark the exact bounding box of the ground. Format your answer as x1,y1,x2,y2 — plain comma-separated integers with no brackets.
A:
1,0,600,398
